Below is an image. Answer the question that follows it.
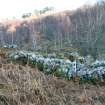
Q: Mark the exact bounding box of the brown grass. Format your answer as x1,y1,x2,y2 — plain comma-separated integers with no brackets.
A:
0,59,104,105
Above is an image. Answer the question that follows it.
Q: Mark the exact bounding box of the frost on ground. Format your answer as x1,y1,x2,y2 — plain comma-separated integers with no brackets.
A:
7,51,105,81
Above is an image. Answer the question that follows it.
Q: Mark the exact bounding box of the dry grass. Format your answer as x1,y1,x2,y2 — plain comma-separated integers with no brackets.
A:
0,58,105,105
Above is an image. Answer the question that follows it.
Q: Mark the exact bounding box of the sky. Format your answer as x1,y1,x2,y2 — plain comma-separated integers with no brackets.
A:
0,0,97,20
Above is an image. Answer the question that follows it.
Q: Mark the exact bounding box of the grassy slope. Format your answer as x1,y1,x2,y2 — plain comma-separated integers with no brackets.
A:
0,49,104,105
0,61,105,105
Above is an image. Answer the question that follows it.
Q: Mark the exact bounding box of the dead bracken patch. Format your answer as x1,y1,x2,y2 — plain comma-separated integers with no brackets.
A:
0,62,104,105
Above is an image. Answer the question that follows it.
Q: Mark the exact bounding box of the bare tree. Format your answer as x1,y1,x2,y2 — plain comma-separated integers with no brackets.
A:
7,26,16,45
0,26,5,46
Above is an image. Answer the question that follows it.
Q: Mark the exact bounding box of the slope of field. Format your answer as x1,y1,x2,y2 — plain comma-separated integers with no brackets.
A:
0,57,105,105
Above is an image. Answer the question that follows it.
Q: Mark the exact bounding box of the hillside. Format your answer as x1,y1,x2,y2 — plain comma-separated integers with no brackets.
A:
0,1,105,59
1,1,105,105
